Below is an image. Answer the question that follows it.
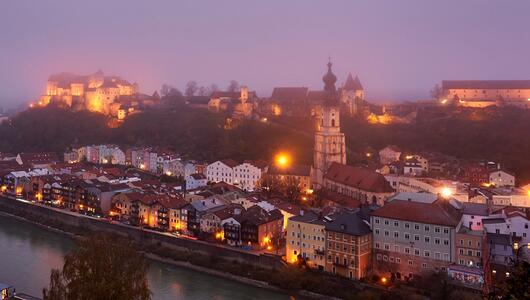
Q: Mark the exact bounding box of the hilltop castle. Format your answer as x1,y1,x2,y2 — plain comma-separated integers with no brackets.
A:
37,70,158,119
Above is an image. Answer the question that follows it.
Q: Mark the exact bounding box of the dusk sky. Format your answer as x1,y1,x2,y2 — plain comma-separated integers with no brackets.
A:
2,0,530,107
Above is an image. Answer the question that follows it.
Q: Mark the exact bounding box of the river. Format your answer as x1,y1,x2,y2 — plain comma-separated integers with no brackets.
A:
0,215,289,300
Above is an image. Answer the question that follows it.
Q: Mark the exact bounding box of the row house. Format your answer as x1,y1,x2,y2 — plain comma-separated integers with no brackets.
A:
200,204,244,235
183,196,228,236
266,164,312,193
286,211,326,270
83,145,125,165
223,205,283,249
323,162,395,206
112,191,187,231
370,197,462,281
483,206,530,260
325,209,373,280
206,159,267,191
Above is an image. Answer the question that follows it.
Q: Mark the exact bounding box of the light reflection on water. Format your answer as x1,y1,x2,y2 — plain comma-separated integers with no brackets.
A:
0,216,288,300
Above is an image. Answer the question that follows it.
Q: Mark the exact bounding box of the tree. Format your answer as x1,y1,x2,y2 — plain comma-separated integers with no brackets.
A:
501,261,530,300
430,84,442,100
185,81,198,97
43,233,151,300
197,86,208,96
227,80,239,92
160,84,172,97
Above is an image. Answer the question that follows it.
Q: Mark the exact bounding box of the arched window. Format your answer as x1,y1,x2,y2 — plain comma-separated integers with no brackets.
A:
331,119,335,127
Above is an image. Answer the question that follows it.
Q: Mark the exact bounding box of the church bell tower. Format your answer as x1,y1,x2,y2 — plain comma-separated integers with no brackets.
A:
312,59,346,188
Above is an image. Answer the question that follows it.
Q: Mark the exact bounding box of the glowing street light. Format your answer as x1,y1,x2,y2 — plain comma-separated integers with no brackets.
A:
275,153,290,168
381,277,388,284
440,187,453,198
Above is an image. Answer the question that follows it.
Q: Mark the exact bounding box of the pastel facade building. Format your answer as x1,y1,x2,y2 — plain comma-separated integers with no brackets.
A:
286,211,327,269
371,198,462,280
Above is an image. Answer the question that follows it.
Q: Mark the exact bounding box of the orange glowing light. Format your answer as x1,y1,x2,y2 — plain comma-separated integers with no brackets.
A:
267,245,272,251
440,187,452,198
263,236,270,244
36,192,42,201
1,185,7,192
275,153,290,168
381,277,387,284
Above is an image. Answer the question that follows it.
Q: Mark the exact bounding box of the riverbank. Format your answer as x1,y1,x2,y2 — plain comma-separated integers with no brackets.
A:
0,198,356,299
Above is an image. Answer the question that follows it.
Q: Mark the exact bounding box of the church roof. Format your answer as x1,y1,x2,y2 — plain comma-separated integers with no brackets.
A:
343,73,364,91
324,162,394,193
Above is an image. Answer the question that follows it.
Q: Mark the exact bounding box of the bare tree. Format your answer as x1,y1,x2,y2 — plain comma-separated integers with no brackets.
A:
197,86,208,96
160,84,174,97
185,81,198,97
227,80,240,92
430,84,442,100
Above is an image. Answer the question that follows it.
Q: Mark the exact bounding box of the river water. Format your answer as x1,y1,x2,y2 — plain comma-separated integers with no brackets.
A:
0,215,289,300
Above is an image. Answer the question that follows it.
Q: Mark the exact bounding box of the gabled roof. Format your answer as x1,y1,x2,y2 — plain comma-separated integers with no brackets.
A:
18,152,59,165
371,198,462,227
343,73,363,91
220,159,238,168
270,87,309,101
462,202,489,216
324,162,394,193
189,173,207,180
442,80,530,90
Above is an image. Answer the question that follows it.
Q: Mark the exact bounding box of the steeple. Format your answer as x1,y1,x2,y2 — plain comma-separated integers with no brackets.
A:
322,58,339,106
344,73,364,91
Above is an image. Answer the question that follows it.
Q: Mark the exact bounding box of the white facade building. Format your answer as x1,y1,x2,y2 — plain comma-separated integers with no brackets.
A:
233,161,267,191
489,170,515,187
186,173,208,190
206,160,237,184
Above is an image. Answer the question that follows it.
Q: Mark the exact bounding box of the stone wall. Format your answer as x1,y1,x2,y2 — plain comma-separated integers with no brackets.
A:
0,196,285,270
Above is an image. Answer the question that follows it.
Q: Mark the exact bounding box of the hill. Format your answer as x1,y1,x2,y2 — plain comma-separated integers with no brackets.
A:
0,105,529,184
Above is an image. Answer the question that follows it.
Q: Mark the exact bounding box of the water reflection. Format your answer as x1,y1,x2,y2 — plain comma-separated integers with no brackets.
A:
0,215,288,300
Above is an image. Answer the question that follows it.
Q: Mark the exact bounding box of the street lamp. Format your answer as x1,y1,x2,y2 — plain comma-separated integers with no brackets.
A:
275,153,290,168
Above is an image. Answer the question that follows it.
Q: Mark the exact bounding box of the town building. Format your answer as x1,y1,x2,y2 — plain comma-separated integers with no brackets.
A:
286,211,327,270
489,169,515,187
371,197,462,281
325,209,372,280
205,159,237,184
379,146,402,165
185,173,208,191
266,164,312,194
323,163,394,206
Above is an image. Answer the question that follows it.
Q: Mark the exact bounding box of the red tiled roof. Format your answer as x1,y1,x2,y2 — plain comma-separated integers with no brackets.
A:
371,199,462,227
324,162,394,193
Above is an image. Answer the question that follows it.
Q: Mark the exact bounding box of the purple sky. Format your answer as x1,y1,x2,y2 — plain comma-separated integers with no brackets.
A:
1,0,530,107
